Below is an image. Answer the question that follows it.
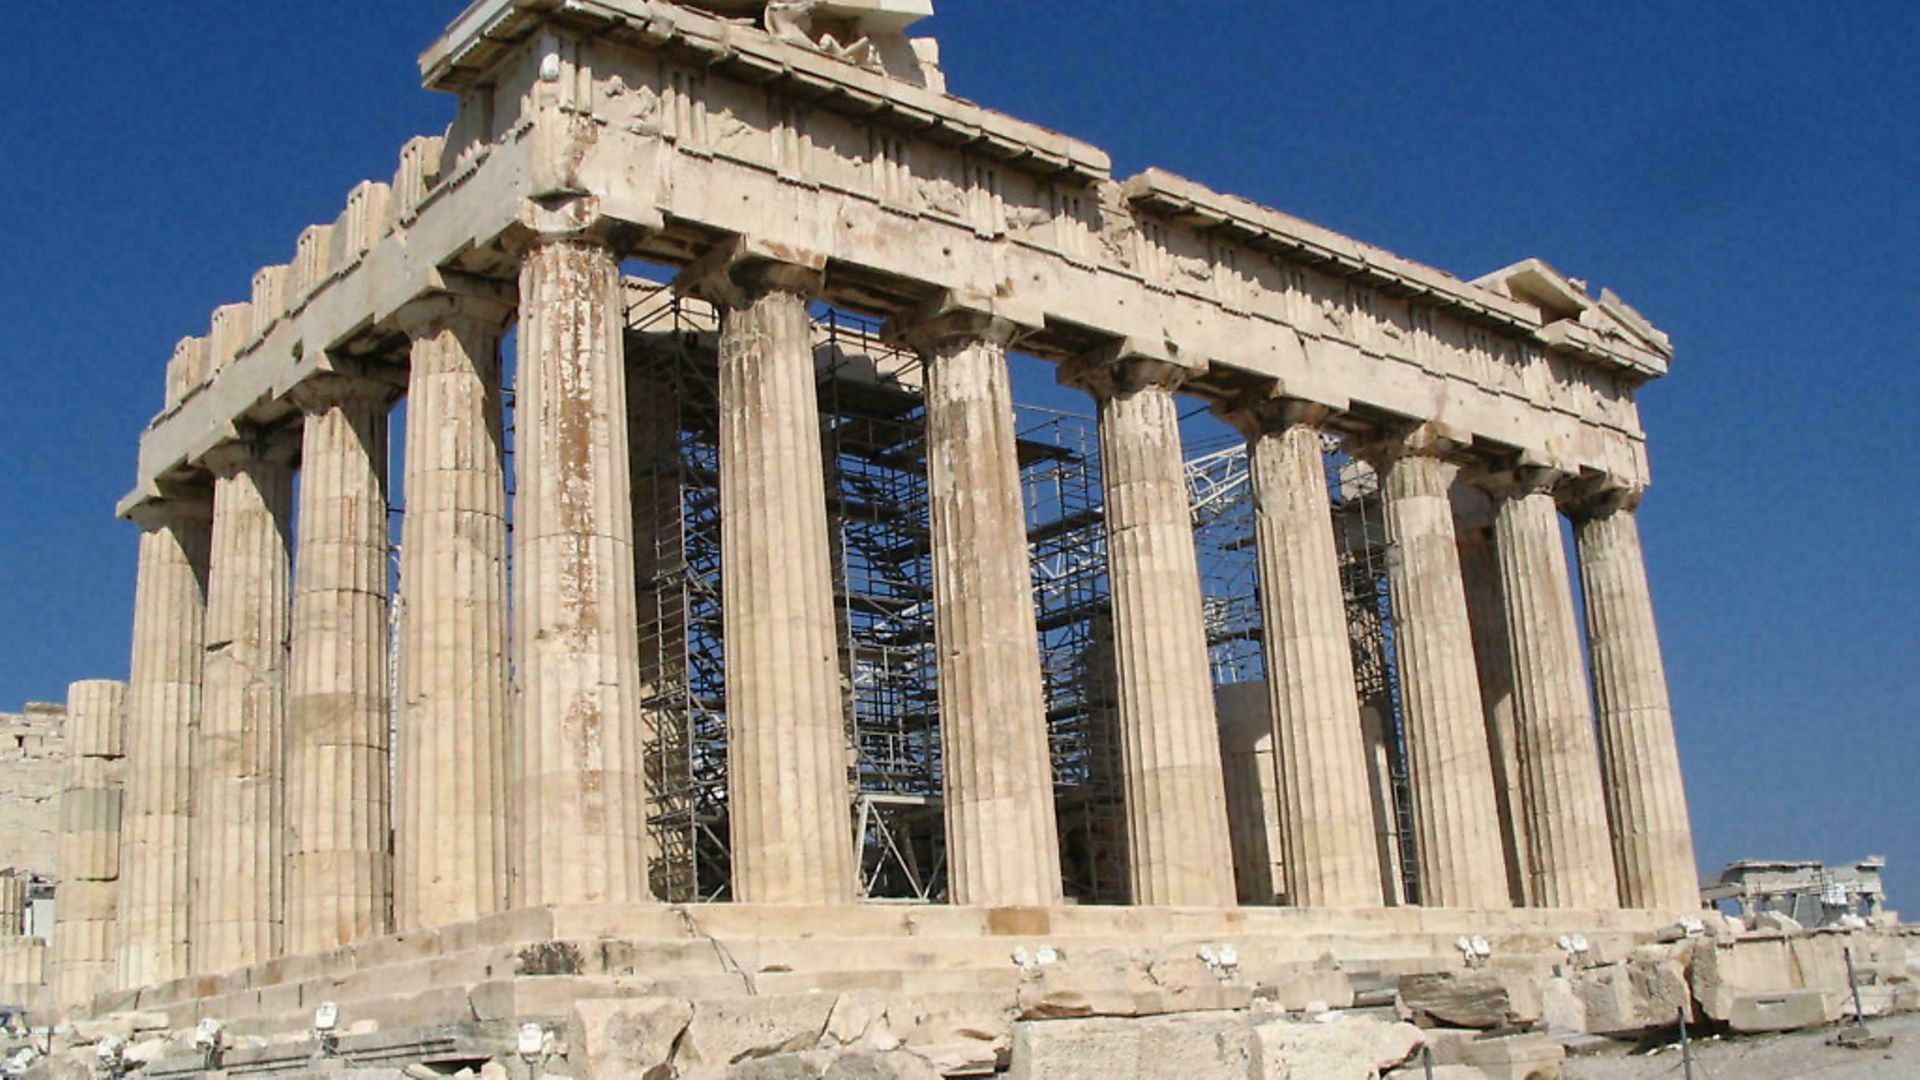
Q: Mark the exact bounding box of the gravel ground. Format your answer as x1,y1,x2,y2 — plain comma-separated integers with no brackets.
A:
1562,1013,1920,1079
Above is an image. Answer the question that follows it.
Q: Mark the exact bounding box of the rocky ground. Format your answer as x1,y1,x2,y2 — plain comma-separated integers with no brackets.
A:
1563,1012,1920,1079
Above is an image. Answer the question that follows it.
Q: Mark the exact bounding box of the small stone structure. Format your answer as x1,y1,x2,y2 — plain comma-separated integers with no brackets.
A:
13,1,1914,1076
1703,858,1891,927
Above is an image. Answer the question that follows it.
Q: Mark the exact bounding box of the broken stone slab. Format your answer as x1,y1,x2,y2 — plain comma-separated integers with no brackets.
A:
1252,966,1357,1012
820,1049,944,1079
568,996,693,1079
1726,989,1838,1033
1008,1011,1260,1080
884,990,1018,1076
1450,1032,1565,1080
1538,977,1585,1034
1251,1014,1424,1080
1397,971,1539,1029
1573,957,1692,1035
1384,1067,1489,1080
677,993,839,1070
1750,911,1802,933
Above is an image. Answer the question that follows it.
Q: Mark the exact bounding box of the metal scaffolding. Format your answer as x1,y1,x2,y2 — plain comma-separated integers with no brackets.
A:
623,285,1417,907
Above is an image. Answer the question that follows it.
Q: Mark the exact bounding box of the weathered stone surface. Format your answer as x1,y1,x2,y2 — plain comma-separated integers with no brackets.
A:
1399,972,1538,1030
1490,476,1617,910
1452,1032,1564,1080
821,1050,942,1080
1009,1011,1259,1080
1368,443,1510,910
511,234,652,909
394,293,513,932
1726,989,1837,1033
1573,957,1691,1035
1241,411,1383,908
1254,965,1357,1013
911,318,1063,908
1087,360,1237,907
194,442,294,974
1252,1015,1424,1080
569,996,693,1079
1573,498,1698,911
885,990,1018,1076
680,993,838,1069
705,264,855,906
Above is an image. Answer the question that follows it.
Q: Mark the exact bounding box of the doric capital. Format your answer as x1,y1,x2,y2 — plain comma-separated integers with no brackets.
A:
675,236,827,309
1057,342,1203,401
1352,420,1467,472
199,428,298,477
1215,389,1335,441
289,370,401,414
393,273,517,339
1476,463,1572,503
885,290,1039,355
126,487,213,532
1560,476,1645,519
504,194,653,257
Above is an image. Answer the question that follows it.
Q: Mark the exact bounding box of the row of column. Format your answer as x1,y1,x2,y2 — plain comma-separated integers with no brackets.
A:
115,235,1696,987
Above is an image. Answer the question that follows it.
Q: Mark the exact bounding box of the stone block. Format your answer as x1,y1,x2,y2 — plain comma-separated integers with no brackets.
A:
824,990,892,1045
469,976,640,1022
885,989,1018,1076
678,992,838,1069
821,1049,943,1079
1252,966,1356,1012
1252,1015,1423,1080
1726,989,1838,1033
1398,971,1533,1029
1454,1032,1564,1080
568,996,691,1079
984,908,1052,937
1009,1011,1259,1080
1538,977,1584,1034
1573,958,1691,1035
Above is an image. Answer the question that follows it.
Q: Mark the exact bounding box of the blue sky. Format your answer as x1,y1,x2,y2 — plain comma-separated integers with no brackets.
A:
0,3,1913,908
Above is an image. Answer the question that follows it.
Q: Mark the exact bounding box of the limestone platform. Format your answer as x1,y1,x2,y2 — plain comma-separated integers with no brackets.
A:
64,902,1684,1072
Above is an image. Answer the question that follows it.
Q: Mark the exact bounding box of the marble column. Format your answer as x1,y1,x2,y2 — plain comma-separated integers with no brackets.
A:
194,440,293,973
1367,436,1509,909
1238,405,1383,908
1573,490,1698,910
511,234,653,907
1080,358,1235,907
286,375,395,954
117,497,209,987
694,255,855,905
1489,470,1618,909
394,293,513,930
1455,507,1531,906
52,680,126,1012
903,312,1061,907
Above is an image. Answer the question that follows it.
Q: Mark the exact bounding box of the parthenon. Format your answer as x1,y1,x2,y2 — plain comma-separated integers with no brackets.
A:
23,1,1909,1076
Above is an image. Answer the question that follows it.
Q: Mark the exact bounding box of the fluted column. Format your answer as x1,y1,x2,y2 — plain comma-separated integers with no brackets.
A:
1573,490,1698,909
1073,356,1235,907
52,679,126,1012
1236,403,1382,908
1366,434,1508,909
117,497,209,987
286,375,396,954
511,233,652,907
687,251,854,905
900,309,1061,907
194,440,293,973
395,292,513,930
1488,469,1617,909
1455,510,1531,906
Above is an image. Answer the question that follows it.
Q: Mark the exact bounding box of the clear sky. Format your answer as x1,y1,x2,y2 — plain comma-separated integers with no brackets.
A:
0,3,1913,908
